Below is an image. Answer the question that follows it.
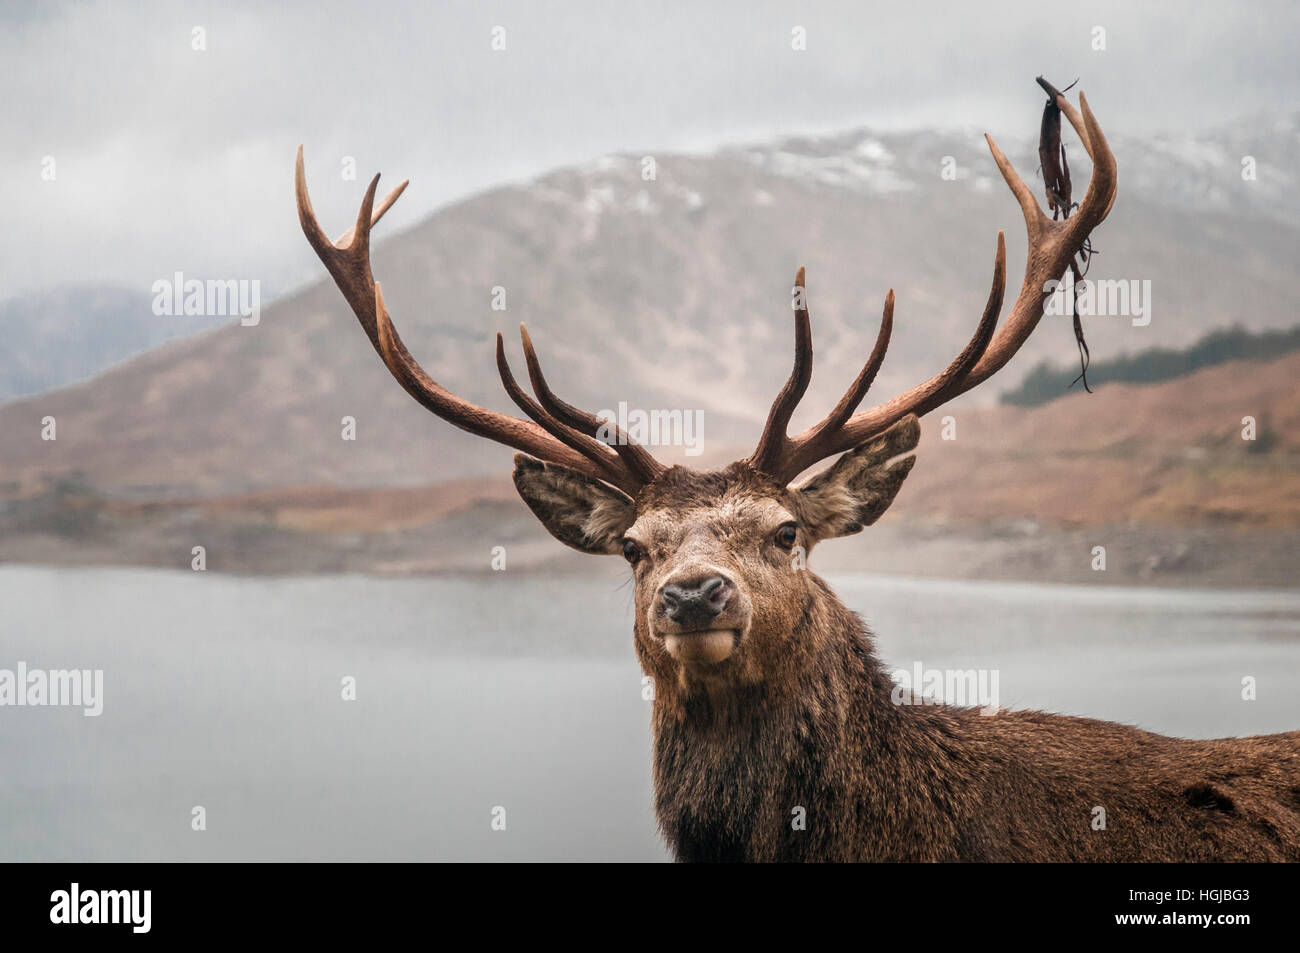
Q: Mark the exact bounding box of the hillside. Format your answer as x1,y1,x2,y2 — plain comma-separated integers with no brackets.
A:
1,120,1298,498
3,350,1296,587
898,351,1300,528
1003,324,1300,407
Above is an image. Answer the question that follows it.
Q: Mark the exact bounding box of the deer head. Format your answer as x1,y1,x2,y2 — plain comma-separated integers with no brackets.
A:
295,88,1116,693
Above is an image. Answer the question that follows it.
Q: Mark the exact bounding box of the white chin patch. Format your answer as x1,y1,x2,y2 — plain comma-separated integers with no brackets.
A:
663,630,736,665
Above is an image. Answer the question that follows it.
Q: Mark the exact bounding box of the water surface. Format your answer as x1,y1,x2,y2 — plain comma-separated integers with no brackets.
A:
2,567,1297,861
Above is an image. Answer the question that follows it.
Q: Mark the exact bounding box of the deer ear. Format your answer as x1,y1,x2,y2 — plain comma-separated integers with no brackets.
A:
512,454,636,555
794,415,919,540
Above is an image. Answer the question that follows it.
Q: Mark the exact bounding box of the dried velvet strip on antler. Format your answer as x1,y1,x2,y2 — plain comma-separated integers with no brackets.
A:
1037,76,1094,393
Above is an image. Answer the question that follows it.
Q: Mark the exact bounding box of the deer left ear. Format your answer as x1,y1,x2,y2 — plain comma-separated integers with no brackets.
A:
794,415,920,540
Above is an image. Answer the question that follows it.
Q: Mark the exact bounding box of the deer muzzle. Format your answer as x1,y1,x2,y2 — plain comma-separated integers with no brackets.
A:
656,572,744,664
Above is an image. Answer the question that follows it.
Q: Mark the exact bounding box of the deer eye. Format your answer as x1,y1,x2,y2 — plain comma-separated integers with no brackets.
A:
774,524,799,550
622,539,645,565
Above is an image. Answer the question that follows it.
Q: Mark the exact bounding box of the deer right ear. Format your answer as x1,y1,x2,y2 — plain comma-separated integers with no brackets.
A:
512,455,636,555
794,415,920,540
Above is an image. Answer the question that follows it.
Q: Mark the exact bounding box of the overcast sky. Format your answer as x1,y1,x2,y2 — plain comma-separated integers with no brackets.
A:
4,0,1296,301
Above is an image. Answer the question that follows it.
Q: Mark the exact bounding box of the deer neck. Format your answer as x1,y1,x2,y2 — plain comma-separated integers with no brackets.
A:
644,576,924,861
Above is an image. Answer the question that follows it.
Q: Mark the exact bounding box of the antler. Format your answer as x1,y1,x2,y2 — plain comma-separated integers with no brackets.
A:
294,147,663,497
747,85,1117,485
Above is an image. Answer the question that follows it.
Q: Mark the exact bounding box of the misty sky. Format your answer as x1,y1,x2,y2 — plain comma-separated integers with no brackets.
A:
3,0,1296,301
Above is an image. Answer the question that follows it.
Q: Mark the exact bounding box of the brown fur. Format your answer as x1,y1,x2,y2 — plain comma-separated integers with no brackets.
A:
511,419,1300,862
296,90,1174,860
646,582,1300,861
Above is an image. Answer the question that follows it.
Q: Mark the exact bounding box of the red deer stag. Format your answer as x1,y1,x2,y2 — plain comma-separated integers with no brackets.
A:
295,87,1300,861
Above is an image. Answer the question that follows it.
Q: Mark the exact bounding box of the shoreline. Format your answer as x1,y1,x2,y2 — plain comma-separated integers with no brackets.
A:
2,516,1295,591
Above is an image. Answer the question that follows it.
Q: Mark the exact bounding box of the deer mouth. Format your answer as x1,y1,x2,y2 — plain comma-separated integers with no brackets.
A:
662,629,738,665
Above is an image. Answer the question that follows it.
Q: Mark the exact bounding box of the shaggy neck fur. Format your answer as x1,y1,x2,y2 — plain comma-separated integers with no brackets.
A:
638,576,1300,863
642,576,944,862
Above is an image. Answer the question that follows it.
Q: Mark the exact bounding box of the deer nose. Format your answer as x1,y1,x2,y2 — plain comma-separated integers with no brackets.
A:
660,574,733,626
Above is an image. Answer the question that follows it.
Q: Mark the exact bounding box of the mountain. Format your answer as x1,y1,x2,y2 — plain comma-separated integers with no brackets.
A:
1122,113,1300,229
0,285,230,401
1,116,1297,498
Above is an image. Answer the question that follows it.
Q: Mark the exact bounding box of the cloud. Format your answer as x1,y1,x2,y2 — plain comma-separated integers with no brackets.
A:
4,0,1296,300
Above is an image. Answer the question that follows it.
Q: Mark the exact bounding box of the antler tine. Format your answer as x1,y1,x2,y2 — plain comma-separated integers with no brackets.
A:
1063,92,1118,233
985,134,1047,243
819,289,894,433
296,148,660,491
333,178,409,248
1052,90,1117,221
494,334,631,490
771,288,894,480
748,267,814,474
517,325,665,485
748,84,1115,483
958,92,1115,392
773,235,1005,482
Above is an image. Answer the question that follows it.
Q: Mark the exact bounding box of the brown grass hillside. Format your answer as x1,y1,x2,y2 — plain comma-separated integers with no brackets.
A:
2,350,1296,586
895,351,1300,529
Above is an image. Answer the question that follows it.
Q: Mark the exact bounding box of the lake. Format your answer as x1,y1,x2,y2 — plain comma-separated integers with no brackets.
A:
2,566,1298,861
